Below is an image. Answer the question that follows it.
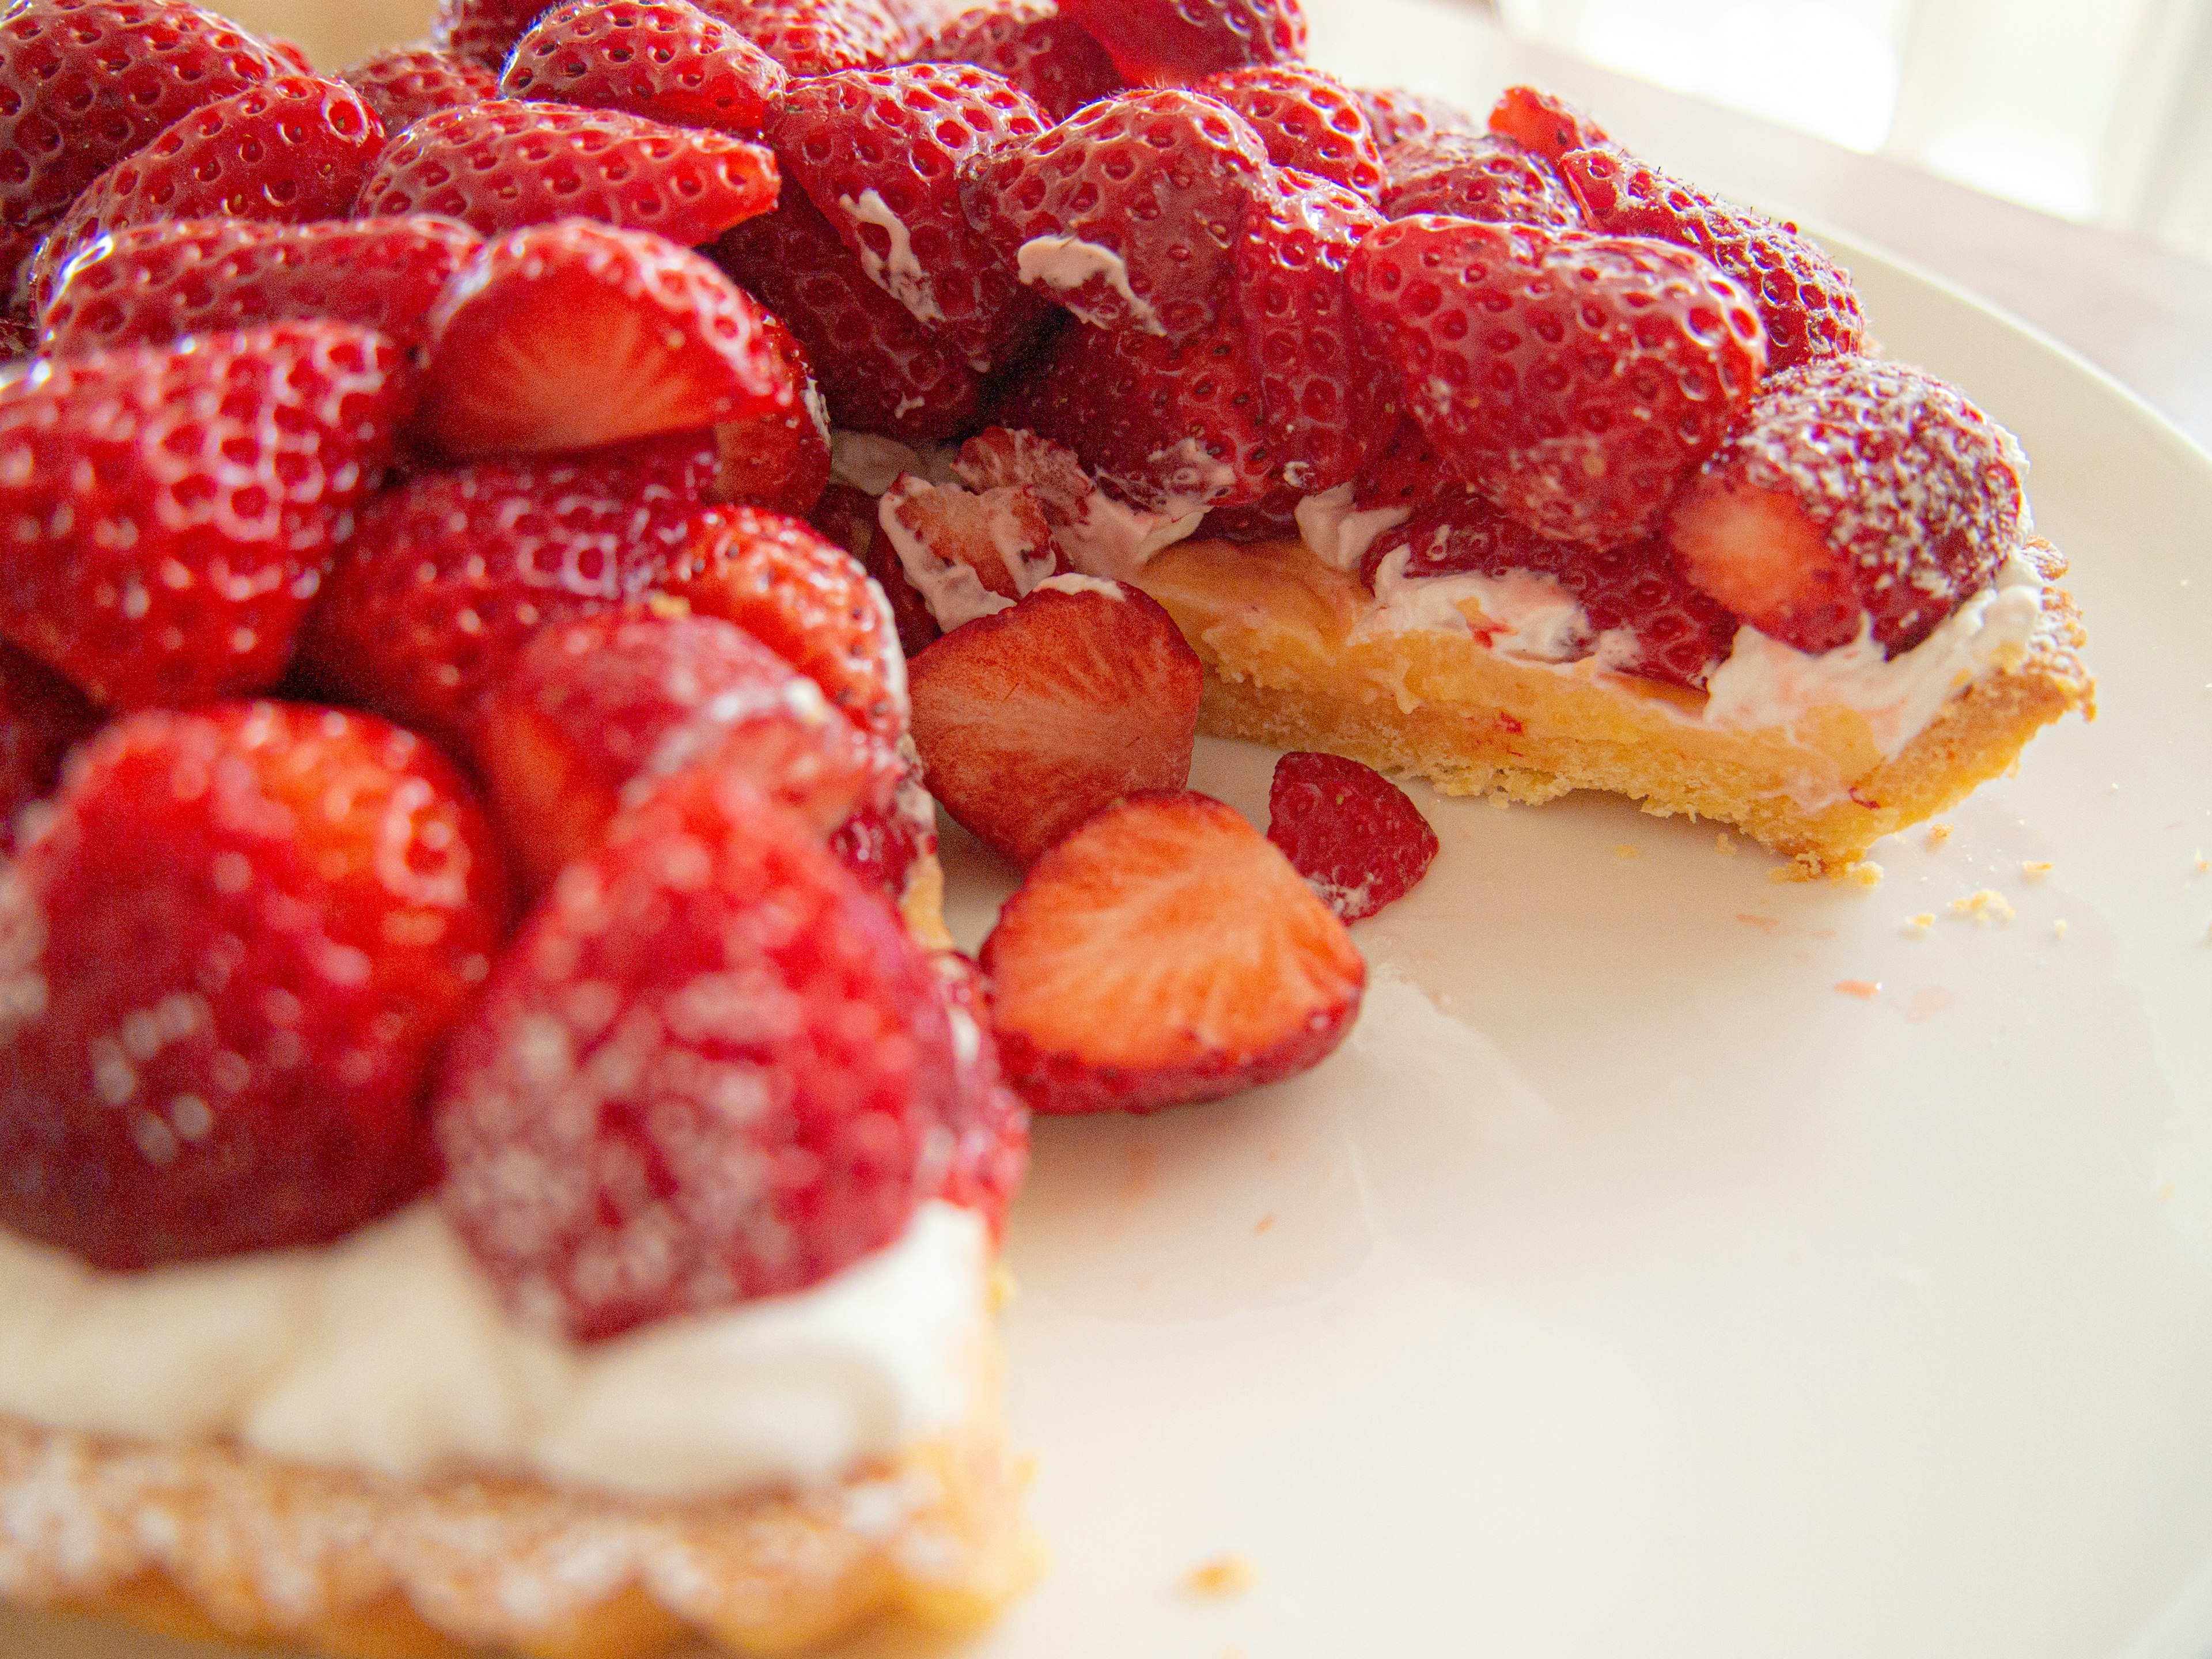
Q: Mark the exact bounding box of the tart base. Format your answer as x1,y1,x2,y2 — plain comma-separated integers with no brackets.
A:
1135,536,2094,874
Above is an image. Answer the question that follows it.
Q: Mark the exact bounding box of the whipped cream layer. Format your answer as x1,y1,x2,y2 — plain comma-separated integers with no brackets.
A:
0,1199,988,1499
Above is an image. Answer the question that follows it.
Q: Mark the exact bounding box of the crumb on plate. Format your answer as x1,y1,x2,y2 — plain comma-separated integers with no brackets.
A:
1184,1554,1258,1598
1949,889,2015,923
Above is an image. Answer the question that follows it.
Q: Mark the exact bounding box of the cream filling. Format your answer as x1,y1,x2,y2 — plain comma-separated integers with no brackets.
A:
1014,234,1165,336
0,1200,988,1499
1034,572,1126,600
1054,488,1207,582
1295,482,1411,574
839,188,944,328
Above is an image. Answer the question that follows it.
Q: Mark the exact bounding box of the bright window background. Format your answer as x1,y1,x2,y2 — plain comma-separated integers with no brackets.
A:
1493,0,2212,259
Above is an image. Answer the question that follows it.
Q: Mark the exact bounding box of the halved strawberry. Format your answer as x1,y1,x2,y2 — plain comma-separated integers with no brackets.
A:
707,311,830,516
1201,484,1301,542
1486,82,1610,164
435,769,959,1341
471,609,895,893
22,74,387,315
431,0,559,69
1347,215,1766,550
952,423,1211,578
1055,0,1306,85
1378,130,1582,229
696,0,908,76
812,481,943,658
772,62,1056,374
1666,357,2026,656
878,471,1063,631
907,578,1200,865
0,702,513,1269
339,44,499,132
1556,147,1862,372
1356,85,1474,150
961,87,1273,342
298,434,718,748
500,0,788,136
0,639,103,852
830,763,936,914
355,100,778,246
420,219,797,459
1266,751,1435,921
1197,65,1384,202
926,950,1028,1238
912,0,1122,122
981,790,1364,1113
38,217,481,357
0,0,284,296
0,321,411,709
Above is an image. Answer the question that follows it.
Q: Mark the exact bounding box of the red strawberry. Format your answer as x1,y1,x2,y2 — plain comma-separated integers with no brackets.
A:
339,44,498,132
695,0,907,76
1556,148,1863,373
0,702,513,1270
879,472,1063,630
1348,412,1463,518
38,216,481,357
1200,483,1300,542
713,188,983,441
435,769,961,1341
1196,65,1384,202
709,312,831,516
0,313,31,359
500,0,788,137
907,578,1200,864
471,609,896,893
1356,85,1474,150
912,0,1122,123
431,0,558,70
1486,83,1609,164
951,425,1215,576
980,790,1363,1113
926,950,1027,1238
773,63,1056,374
812,481,942,657
1360,497,1739,690
22,75,387,316
421,219,798,459
1347,215,1766,550
1378,130,1582,229
298,434,718,748
1666,357,2026,656
355,100,778,246
830,764,935,914
1266,751,1435,922
961,87,1272,342
659,504,910,740
0,639,101,851
0,0,283,294
1233,168,1389,496
258,32,310,72
0,321,411,709
1055,0,1305,85
994,299,1276,513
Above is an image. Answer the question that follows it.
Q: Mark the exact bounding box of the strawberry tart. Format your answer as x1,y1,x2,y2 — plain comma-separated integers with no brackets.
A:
0,0,2090,1653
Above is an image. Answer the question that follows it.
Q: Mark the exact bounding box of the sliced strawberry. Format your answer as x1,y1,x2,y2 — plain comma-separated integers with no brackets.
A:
339,44,498,132
961,87,1273,342
1361,497,1740,690
926,950,1028,1238
1356,85,1474,150
1666,357,2026,656
912,0,1122,122
994,298,1276,513
660,503,910,740
1486,82,1610,164
709,312,831,516
952,423,1213,577
879,471,1064,631
0,321,410,709
421,219,797,459
431,0,559,69
1378,130,1582,229
355,100,778,246
500,0,788,137
471,609,895,893
1196,65,1384,202
696,0,908,75
713,187,983,441
1266,751,1435,922
1349,412,1464,518
773,63,1056,374
0,639,101,852
1234,168,1390,497
298,434,718,748
1201,483,1301,542
981,790,1363,1114
907,578,1200,865
1556,147,1863,373
1055,0,1305,85
22,75,387,316
0,702,513,1270
810,481,941,658
0,0,283,296
1347,215,1766,550
38,216,481,357
435,770,960,1341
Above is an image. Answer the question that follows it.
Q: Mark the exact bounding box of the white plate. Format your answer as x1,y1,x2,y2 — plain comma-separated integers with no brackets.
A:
10,255,2212,1659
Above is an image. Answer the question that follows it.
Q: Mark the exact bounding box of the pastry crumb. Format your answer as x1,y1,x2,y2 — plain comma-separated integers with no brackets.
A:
2196,850,2209,873
1905,913,1936,935
1613,843,1641,859
2052,919,2069,941
2161,1182,2177,1202
2021,861,2053,879
1184,1554,1257,1597
1715,832,1737,857
1252,1213,1275,1236
1842,860,1883,888
1926,823,1955,846
1949,889,2015,923
1833,979,1881,1000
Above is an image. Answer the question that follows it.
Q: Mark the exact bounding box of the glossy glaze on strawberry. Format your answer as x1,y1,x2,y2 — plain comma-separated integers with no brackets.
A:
1378,130,1584,230
500,0,788,136
699,0,908,76
338,43,497,132
1485,82,1610,164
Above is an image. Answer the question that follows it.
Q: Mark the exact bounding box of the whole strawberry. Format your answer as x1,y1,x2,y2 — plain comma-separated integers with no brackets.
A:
500,0,788,137
431,0,560,69
912,0,1122,122
435,771,961,1342
1347,215,1766,550
1486,83,1610,164
1056,0,1305,85
0,321,411,709
339,44,498,132
1356,85,1474,150
0,702,513,1270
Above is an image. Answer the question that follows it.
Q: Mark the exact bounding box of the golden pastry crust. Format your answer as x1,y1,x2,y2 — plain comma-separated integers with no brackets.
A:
1135,536,2093,874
